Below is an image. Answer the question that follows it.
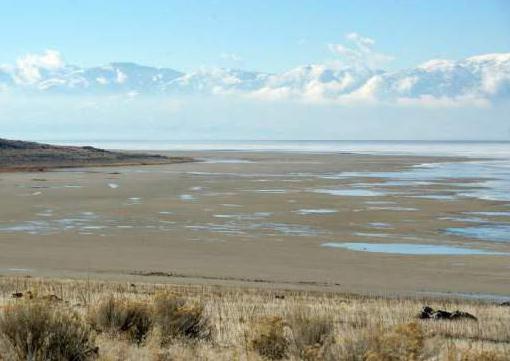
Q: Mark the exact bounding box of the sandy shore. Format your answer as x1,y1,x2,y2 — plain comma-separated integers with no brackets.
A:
0,151,509,297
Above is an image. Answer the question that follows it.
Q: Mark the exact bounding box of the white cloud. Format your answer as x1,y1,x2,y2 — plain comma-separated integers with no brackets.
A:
328,33,394,69
14,50,65,84
220,52,243,63
96,77,109,85
115,69,127,84
396,95,491,108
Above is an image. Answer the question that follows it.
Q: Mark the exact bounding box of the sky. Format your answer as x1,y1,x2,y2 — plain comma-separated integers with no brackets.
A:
0,0,510,141
1,0,509,72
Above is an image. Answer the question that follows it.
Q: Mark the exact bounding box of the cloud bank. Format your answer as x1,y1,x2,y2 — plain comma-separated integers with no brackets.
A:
1,35,509,141
1,43,509,107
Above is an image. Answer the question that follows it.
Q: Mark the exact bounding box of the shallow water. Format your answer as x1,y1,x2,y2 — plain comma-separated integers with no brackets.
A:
313,189,387,197
324,160,510,202
321,242,509,255
179,194,196,201
446,225,510,242
467,211,510,217
199,158,254,164
295,209,338,215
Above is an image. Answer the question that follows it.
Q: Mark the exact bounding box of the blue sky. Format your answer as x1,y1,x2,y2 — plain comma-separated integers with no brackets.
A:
1,0,509,72
1,1,510,141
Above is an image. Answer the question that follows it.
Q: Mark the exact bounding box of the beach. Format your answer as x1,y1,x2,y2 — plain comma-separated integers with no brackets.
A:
1,147,509,298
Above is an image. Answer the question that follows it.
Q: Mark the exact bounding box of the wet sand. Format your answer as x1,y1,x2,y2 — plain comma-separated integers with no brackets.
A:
0,151,509,297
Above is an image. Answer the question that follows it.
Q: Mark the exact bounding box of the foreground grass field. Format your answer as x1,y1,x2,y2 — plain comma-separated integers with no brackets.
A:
0,277,508,360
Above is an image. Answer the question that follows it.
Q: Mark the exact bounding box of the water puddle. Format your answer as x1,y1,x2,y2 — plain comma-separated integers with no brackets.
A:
467,211,510,217
125,197,143,205
407,195,456,200
213,212,272,221
368,222,393,229
313,189,386,197
440,216,488,223
295,209,338,215
179,194,196,201
321,242,508,255
199,158,255,164
446,225,510,242
186,222,320,237
322,160,510,202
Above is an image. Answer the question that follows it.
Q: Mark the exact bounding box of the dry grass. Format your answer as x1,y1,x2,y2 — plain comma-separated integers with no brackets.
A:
90,296,153,345
252,316,290,360
0,301,96,360
0,276,509,361
153,292,210,344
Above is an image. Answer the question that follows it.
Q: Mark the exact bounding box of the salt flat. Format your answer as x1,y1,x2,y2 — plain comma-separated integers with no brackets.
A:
0,151,509,297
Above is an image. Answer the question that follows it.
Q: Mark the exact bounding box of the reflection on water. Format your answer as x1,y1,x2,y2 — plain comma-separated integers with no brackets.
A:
321,242,509,255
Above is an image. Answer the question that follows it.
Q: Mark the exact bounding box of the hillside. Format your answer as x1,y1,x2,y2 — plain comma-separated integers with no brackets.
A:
0,138,192,171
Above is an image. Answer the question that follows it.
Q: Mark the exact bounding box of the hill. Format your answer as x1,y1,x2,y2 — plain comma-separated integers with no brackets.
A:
0,138,192,171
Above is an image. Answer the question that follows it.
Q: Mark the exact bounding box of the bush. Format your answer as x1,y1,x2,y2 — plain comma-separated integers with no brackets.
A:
153,293,210,344
252,316,289,360
364,322,424,361
288,310,334,360
0,302,97,361
90,296,152,345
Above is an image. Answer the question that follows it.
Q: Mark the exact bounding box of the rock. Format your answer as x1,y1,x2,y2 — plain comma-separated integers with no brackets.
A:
418,306,434,319
11,291,33,299
431,310,453,320
418,306,477,321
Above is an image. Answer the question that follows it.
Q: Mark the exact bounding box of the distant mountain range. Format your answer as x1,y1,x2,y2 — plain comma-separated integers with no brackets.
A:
1,53,509,103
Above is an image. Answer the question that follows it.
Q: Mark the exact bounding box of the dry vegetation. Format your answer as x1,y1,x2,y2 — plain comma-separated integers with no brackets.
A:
0,276,508,360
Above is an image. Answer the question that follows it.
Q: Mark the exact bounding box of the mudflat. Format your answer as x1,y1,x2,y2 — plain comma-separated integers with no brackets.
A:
0,151,509,297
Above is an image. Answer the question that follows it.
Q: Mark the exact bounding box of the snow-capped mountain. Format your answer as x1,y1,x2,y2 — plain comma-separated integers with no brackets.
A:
1,52,509,103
